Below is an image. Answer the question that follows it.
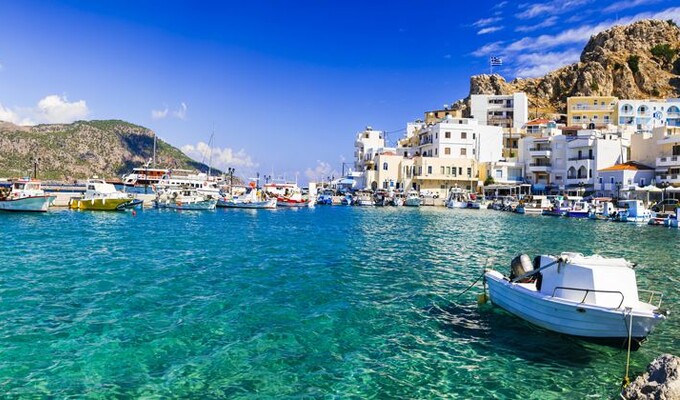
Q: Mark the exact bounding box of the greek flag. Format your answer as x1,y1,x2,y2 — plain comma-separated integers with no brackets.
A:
490,56,503,66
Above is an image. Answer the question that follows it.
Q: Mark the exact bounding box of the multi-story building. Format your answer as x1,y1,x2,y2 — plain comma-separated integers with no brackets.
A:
567,96,618,126
423,106,463,125
394,116,504,195
630,125,680,187
617,99,680,131
470,93,528,130
596,162,655,197
354,126,386,173
519,122,628,193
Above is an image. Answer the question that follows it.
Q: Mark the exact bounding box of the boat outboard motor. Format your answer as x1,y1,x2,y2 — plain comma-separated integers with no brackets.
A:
510,254,534,282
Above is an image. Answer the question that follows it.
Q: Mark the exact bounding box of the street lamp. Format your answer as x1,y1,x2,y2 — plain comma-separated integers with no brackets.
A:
256,172,260,190
32,156,41,179
661,181,670,201
227,167,235,195
578,181,585,197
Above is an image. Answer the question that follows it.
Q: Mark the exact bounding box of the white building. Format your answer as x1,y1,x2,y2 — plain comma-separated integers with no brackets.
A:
596,162,655,197
519,122,628,193
470,93,529,130
617,99,680,131
630,125,680,187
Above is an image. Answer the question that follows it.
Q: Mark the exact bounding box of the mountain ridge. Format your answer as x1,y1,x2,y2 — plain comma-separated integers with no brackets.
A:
0,119,213,180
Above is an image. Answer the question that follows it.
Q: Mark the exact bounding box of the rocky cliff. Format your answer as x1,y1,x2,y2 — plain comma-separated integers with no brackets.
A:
0,120,211,180
466,19,680,118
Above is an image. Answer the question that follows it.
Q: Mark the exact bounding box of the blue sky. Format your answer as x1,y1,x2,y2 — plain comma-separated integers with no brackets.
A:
1,0,678,182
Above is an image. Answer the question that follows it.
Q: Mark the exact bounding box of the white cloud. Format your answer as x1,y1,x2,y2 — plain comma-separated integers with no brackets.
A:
181,141,257,171
478,26,504,35
151,107,168,120
0,95,88,125
173,102,187,120
513,49,582,77
35,95,88,123
493,1,509,10
515,16,558,32
304,160,340,182
472,5,680,78
603,0,661,13
516,0,593,19
473,17,502,28
472,41,504,57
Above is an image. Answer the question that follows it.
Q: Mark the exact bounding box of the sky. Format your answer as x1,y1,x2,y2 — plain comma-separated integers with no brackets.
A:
1,0,679,183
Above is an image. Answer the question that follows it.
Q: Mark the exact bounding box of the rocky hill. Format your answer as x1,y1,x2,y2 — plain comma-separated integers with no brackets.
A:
463,19,680,118
0,120,213,180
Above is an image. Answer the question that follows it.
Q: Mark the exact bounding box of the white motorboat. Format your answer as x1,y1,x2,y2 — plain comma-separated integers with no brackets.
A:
69,178,137,211
155,186,217,210
0,178,56,212
446,188,468,209
217,187,276,209
612,200,653,223
404,191,422,207
354,191,374,206
484,252,666,348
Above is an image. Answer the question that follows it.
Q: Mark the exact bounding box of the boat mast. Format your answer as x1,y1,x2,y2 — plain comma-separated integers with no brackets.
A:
208,126,215,177
153,131,157,167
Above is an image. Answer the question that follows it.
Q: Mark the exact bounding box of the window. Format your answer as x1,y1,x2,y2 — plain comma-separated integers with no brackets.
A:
589,169,592,178
459,167,463,175
460,148,467,156
467,168,472,177
640,178,646,186
610,177,615,184
473,133,476,140
435,149,438,156
445,131,451,139
495,169,503,178
673,145,680,156
444,147,451,155
427,166,432,174
440,166,445,174
452,167,457,176
382,162,388,170
588,149,593,158
461,132,467,139
599,177,603,184
446,167,451,175
435,132,438,139
472,148,476,155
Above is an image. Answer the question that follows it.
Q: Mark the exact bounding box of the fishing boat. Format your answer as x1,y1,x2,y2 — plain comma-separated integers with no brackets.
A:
340,193,354,206
446,188,468,209
217,186,276,209
316,189,334,205
404,191,422,207
484,252,667,348
155,170,221,198
264,182,309,208
69,178,136,211
587,198,615,220
155,186,217,210
515,196,550,215
0,178,56,212
611,200,653,223
566,200,591,218
354,191,374,206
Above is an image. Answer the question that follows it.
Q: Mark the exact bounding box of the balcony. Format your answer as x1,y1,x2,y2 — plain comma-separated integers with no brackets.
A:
570,104,614,111
566,178,593,186
529,148,551,158
657,156,680,167
568,155,595,161
657,174,680,184
529,163,551,172
658,135,680,145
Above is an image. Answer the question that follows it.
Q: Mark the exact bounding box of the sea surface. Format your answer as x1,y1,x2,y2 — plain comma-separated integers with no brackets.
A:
1,206,678,398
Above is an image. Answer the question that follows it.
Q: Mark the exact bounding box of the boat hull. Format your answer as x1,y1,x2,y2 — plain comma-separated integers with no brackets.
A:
0,195,55,212
70,197,133,211
276,199,309,207
484,270,665,345
446,201,466,209
156,199,217,210
217,199,276,209
566,210,589,218
404,199,421,207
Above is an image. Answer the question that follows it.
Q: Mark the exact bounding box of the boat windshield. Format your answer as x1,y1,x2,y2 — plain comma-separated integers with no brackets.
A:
13,183,25,190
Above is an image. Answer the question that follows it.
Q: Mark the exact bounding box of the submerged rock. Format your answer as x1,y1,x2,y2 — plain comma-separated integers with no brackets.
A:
622,354,680,400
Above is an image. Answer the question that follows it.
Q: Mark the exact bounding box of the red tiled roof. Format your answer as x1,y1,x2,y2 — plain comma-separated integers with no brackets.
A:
598,161,654,172
525,118,552,126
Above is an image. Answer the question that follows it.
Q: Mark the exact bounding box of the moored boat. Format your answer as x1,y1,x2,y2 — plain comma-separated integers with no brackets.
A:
0,178,56,212
484,252,667,348
217,186,276,209
404,191,422,207
155,186,217,210
69,178,136,211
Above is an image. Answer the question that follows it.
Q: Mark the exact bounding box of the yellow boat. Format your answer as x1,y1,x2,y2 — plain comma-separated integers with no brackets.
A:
69,178,135,211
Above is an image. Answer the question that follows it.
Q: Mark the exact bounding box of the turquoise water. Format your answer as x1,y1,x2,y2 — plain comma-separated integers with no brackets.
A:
1,207,679,398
